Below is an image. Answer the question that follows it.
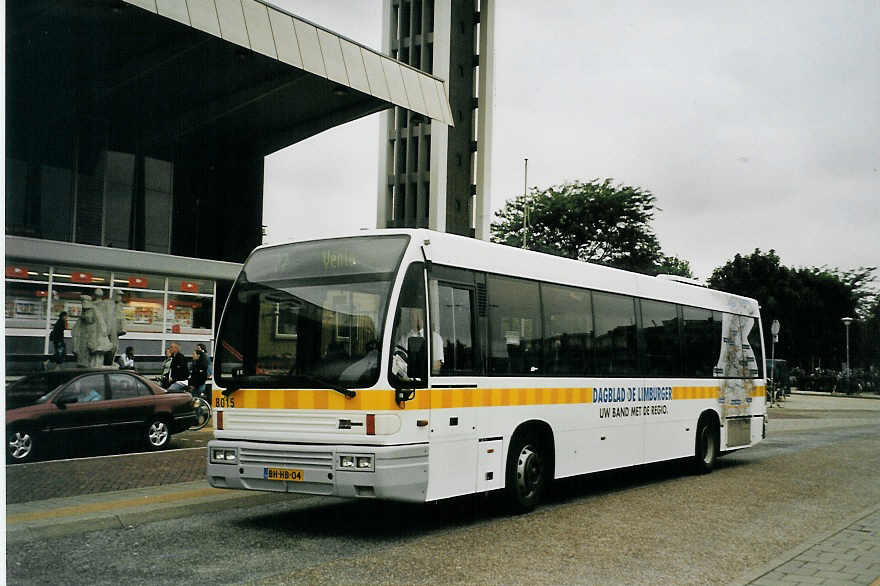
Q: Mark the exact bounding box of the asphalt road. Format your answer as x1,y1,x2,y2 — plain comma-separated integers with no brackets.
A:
7,395,880,585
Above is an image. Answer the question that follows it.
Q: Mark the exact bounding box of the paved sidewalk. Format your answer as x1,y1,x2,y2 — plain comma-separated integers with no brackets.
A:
735,505,880,586
5,479,296,543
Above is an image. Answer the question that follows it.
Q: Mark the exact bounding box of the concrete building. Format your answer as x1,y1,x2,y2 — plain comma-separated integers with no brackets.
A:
5,0,452,373
376,0,494,239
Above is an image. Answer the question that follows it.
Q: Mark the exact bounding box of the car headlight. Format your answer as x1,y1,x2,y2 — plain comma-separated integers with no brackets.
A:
356,456,372,469
211,448,237,464
339,455,355,468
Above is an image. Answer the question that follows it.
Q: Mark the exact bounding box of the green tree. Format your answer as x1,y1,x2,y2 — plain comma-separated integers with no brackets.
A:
655,254,694,278
491,179,690,275
708,249,876,371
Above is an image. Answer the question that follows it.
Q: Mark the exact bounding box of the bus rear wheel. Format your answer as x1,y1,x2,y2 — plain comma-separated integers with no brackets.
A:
693,419,718,474
505,433,546,513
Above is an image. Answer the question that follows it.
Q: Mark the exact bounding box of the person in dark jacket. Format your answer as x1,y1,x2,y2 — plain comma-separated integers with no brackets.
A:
49,312,68,364
188,345,210,398
167,343,190,391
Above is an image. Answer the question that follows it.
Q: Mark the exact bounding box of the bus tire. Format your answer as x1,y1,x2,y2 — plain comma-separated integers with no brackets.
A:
505,432,547,513
693,417,718,474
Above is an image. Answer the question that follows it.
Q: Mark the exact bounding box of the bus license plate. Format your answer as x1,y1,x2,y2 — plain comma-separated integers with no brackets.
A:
264,467,304,481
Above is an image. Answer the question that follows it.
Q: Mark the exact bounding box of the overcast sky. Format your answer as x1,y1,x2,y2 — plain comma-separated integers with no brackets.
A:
263,1,879,280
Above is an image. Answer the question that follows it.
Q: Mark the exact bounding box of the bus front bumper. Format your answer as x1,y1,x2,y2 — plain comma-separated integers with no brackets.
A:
206,440,429,502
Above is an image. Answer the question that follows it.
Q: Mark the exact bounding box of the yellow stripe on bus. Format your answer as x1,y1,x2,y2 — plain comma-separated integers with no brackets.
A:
211,384,762,411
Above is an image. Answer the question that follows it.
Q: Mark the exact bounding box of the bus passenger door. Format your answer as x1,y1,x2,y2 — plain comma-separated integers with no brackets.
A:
426,278,482,500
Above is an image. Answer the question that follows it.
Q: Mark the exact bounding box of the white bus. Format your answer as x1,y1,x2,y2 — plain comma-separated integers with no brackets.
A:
207,230,766,511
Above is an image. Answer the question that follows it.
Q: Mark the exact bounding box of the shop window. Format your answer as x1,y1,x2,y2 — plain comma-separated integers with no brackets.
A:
120,291,165,334
592,291,638,376
5,282,49,329
166,294,212,334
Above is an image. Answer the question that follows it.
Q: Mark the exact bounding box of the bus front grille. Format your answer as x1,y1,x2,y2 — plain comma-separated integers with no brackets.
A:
238,446,334,470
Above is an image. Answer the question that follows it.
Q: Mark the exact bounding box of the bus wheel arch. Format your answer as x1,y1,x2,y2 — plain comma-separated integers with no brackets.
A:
505,420,555,513
693,410,720,474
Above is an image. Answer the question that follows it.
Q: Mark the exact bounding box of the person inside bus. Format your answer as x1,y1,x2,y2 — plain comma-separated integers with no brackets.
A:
394,309,443,376
338,318,379,383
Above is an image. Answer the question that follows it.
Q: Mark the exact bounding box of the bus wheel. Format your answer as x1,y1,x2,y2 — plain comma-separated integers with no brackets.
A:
693,418,718,474
506,433,546,513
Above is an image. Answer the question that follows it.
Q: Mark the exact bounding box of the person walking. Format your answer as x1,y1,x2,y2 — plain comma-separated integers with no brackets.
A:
49,312,68,365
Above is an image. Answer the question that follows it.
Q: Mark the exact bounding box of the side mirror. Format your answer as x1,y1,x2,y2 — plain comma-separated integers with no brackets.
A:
407,336,427,381
56,395,78,407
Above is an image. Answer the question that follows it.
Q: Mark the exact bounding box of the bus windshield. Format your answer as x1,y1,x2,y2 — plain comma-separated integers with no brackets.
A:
216,235,410,390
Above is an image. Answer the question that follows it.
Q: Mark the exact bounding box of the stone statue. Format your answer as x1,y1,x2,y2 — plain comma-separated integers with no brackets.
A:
71,296,113,367
93,289,126,363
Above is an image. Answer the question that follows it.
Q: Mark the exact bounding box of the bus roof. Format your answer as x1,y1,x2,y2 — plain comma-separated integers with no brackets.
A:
254,229,761,318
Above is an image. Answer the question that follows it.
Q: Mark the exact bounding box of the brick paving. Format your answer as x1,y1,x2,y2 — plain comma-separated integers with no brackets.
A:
6,446,207,504
743,506,880,586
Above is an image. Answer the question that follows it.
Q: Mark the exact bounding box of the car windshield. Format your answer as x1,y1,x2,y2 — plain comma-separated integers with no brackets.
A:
216,235,409,389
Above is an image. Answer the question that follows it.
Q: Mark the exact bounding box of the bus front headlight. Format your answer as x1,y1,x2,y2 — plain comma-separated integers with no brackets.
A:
337,453,374,471
211,448,237,464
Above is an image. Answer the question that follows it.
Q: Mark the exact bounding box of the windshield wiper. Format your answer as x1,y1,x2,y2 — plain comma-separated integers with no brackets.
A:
293,373,357,399
222,372,356,399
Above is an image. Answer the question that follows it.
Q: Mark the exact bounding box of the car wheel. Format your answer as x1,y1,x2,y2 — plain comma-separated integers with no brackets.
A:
693,418,718,474
505,433,546,513
146,418,171,450
7,427,37,463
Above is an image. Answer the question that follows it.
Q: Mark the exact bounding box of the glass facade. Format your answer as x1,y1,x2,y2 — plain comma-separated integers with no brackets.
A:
5,260,218,361
6,144,174,253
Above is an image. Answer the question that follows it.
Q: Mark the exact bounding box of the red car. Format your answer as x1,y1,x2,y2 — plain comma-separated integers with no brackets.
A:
6,368,197,463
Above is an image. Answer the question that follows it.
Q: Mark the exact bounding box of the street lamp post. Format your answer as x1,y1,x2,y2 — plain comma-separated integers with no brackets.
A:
770,320,780,406
841,317,853,393
522,157,529,249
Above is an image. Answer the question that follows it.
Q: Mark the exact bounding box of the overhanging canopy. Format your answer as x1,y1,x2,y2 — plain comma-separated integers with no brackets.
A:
7,0,453,159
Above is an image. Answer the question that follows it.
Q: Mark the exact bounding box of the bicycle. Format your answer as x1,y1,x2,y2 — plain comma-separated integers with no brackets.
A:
189,391,212,431
155,377,212,430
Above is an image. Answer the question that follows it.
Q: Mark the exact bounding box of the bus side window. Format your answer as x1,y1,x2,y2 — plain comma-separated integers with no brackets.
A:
682,307,722,377
487,275,542,375
432,282,475,375
540,282,593,375
638,299,682,377
743,316,764,378
592,291,638,376
388,262,429,386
